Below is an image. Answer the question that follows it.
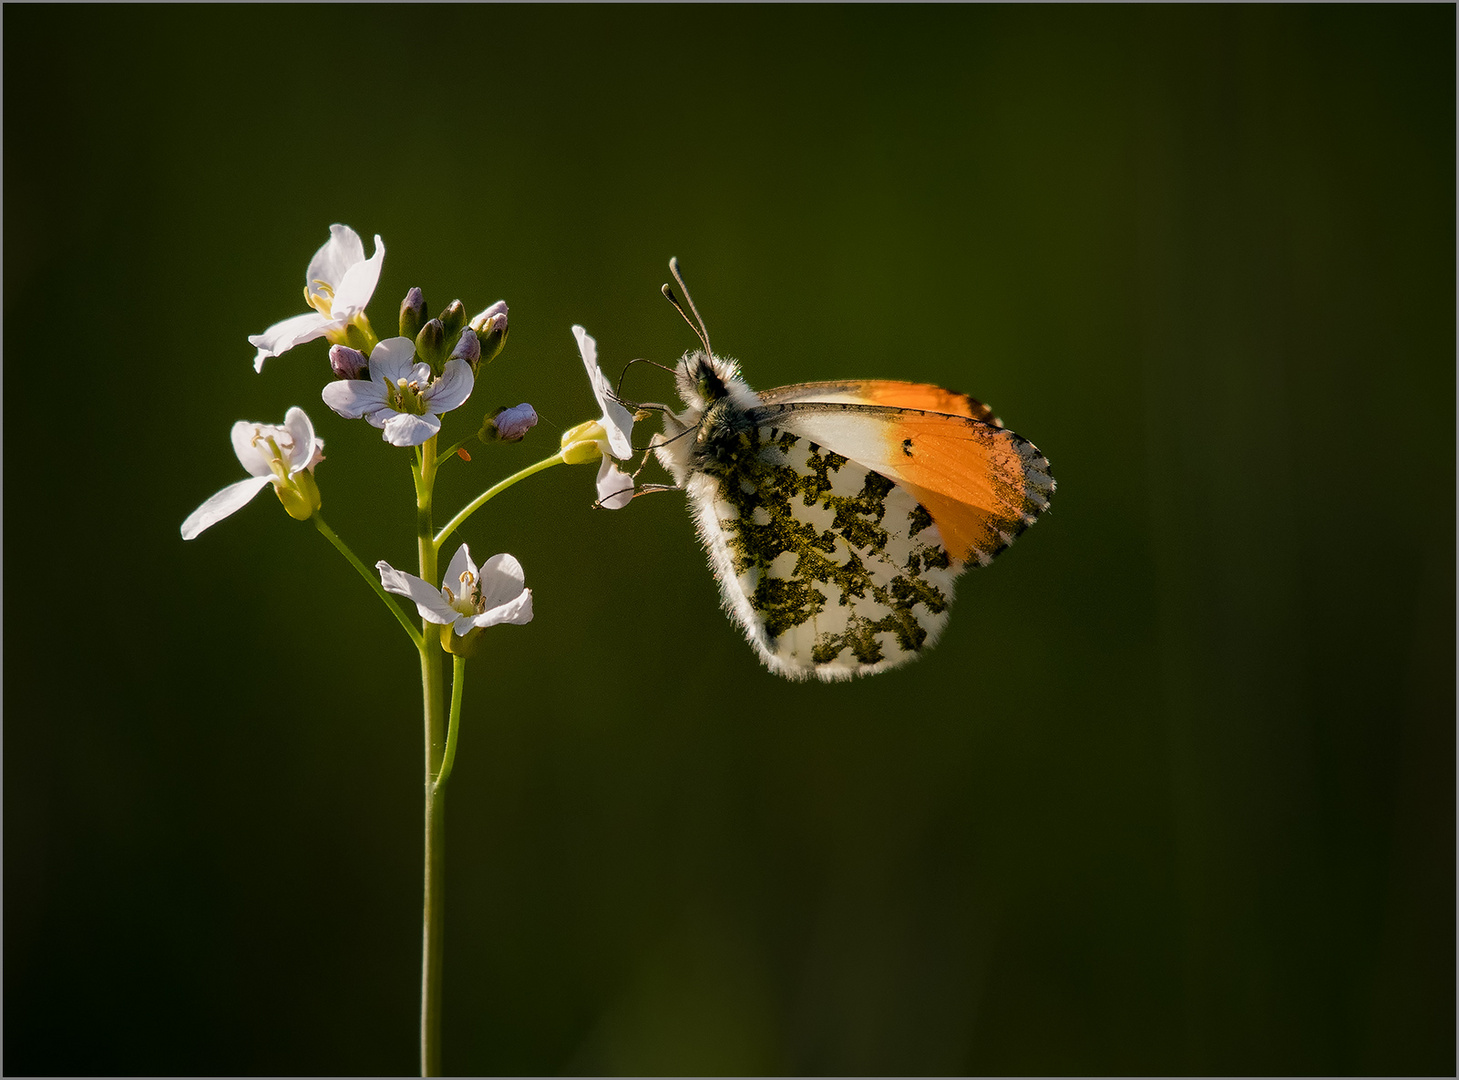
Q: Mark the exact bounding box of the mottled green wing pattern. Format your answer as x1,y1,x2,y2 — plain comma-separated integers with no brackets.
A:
682,422,958,681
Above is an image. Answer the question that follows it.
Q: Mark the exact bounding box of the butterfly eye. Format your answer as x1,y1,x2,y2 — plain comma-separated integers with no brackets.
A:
696,366,727,402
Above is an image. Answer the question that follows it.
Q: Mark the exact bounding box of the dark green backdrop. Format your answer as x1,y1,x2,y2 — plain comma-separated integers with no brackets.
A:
5,5,1454,1076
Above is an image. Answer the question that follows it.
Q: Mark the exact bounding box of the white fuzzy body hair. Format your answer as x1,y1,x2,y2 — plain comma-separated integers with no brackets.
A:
652,350,763,485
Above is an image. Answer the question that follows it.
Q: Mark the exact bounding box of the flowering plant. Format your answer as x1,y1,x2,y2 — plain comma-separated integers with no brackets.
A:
183,225,638,1076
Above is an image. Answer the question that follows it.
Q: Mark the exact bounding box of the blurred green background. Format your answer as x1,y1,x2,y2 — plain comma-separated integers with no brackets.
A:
5,5,1453,1076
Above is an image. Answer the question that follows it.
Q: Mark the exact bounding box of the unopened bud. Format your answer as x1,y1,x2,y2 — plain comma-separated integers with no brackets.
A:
399,287,427,340
480,403,538,443
469,300,509,365
449,326,481,371
329,344,370,380
415,318,446,366
439,300,466,339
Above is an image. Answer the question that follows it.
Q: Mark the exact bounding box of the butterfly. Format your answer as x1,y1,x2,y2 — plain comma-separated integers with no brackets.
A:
638,259,1055,682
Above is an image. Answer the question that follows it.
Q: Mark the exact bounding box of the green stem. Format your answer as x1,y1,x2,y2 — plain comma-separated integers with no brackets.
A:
434,451,566,550
435,656,467,793
415,437,447,1078
312,514,422,648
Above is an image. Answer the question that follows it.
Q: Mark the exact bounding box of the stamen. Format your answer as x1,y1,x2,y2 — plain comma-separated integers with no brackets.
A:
443,586,456,604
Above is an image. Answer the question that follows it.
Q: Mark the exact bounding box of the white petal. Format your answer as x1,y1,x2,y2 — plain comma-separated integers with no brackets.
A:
230,421,276,477
423,358,474,415
282,407,317,475
321,378,389,420
305,439,326,473
307,224,365,292
376,560,457,625
574,325,634,459
475,552,526,608
572,324,597,370
596,456,635,510
180,476,271,540
368,337,418,383
451,613,478,638
249,311,333,372
382,412,441,447
473,588,533,628
330,234,385,319
442,543,476,591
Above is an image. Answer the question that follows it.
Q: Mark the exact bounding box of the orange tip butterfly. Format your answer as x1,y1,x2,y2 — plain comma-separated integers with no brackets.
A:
639,259,1055,682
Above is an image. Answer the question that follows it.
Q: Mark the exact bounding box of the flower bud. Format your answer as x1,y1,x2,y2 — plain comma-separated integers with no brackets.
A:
415,318,446,367
449,326,481,371
480,403,538,443
329,344,370,380
439,299,466,340
470,301,509,365
399,287,427,340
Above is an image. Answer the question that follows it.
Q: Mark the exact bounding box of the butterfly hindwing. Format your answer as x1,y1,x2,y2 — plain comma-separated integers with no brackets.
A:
681,419,959,681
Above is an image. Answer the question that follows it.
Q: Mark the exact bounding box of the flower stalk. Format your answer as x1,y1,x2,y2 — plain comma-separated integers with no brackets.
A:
185,227,631,1079
413,434,448,1077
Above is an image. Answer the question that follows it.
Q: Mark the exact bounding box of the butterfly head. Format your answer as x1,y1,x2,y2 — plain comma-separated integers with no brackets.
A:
674,349,741,412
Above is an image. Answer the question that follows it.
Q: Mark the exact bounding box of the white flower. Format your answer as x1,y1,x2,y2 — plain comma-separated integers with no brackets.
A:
561,325,636,509
377,545,533,638
320,336,474,447
249,224,385,372
181,407,325,539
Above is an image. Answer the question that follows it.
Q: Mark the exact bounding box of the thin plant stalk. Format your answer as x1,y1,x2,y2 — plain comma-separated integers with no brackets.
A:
415,436,447,1077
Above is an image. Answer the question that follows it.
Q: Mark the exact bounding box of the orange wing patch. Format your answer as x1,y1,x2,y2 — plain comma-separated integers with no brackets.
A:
756,380,1001,426
883,413,1049,565
851,381,1001,426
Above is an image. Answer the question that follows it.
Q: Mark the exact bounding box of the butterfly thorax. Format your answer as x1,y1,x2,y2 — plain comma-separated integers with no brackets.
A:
656,351,765,485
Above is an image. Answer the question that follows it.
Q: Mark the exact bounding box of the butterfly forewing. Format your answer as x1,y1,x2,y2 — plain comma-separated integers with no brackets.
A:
682,419,959,681
755,379,1002,426
746,402,1054,566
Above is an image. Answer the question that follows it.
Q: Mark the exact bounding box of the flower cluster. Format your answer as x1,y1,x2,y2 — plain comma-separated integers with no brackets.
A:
181,223,652,665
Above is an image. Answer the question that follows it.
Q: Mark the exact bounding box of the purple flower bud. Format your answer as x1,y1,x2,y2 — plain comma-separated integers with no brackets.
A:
399,287,427,340
470,300,509,364
470,300,508,335
329,344,370,380
450,326,481,370
482,403,538,443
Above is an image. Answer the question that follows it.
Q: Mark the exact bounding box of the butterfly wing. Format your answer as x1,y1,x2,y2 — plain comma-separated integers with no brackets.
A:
746,400,1055,568
681,420,962,681
756,379,1004,426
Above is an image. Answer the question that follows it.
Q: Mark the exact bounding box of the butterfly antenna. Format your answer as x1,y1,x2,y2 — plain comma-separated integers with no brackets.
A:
662,256,713,356
615,357,678,398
